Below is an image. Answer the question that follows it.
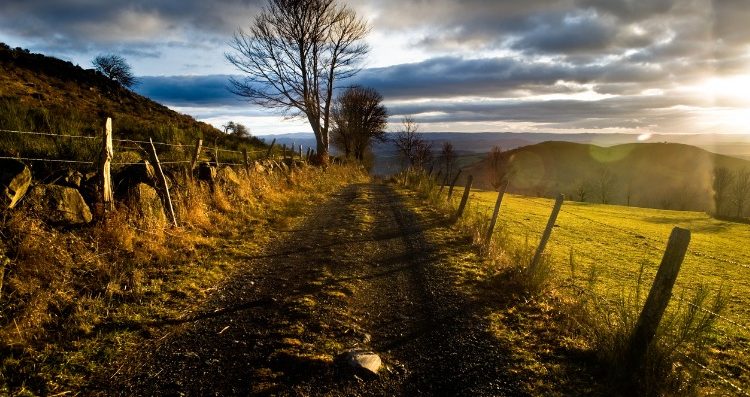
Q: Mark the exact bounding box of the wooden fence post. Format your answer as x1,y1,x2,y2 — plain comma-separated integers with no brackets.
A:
190,139,202,173
99,117,114,213
299,145,302,158
282,144,287,160
148,138,178,227
243,148,250,176
214,138,220,168
438,171,449,195
454,175,473,220
529,194,564,272
485,180,509,243
626,227,691,371
265,138,276,159
447,170,463,201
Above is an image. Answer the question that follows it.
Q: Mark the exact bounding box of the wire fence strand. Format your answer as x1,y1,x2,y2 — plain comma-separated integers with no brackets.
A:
0,129,99,140
0,156,94,164
678,351,750,397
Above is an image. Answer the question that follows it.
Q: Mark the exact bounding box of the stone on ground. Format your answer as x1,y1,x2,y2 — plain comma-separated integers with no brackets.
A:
127,183,166,224
345,350,382,376
26,184,93,225
0,159,31,209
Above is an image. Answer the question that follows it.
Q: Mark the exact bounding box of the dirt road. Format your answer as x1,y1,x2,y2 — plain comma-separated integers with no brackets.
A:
102,183,524,396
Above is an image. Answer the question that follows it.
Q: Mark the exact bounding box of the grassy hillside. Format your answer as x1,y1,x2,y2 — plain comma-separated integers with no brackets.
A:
464,188,749,393
462,141,750,213
0,43,264,174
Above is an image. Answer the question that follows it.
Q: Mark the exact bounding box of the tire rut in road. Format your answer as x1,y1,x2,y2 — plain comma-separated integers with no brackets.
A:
102,182,523,396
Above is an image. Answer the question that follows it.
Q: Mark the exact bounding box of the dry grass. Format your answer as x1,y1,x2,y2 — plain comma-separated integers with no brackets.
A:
0,163,366,395
400,169,729,396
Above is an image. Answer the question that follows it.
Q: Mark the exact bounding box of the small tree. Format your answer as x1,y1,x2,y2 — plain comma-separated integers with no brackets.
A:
575,180,590,202
440,142,456,178
331,86,388,161
92,54,137,88
393,116,430,169
731,168,750,218
487,145,510,191
596,167,617,204
713,167,734,217
226,0,370,165
223,121,251,138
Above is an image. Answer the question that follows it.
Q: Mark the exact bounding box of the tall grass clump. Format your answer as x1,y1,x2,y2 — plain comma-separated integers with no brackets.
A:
570,261,728,396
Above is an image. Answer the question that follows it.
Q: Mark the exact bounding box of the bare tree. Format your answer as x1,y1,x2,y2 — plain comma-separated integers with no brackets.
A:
331,86,388,161
596,167,617,204
487,145,510,191
393,116,430,169
225,0,369,165
574,180,589,202
412,139,433,170
92,54,137,88
440,142,456,178
732,168,750,218
713,167,734,217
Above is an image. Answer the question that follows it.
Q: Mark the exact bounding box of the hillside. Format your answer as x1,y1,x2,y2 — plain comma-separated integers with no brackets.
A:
0,43,263,171
461,141,750,212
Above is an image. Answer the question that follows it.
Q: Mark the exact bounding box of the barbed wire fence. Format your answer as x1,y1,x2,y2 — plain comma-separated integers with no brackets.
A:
0,119,307,227
404,168,749,396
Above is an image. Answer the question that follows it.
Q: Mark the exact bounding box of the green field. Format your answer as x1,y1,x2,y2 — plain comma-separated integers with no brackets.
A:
465,188,750,391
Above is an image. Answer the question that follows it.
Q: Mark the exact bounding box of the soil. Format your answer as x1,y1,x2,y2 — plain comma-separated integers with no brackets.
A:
95,183,534,396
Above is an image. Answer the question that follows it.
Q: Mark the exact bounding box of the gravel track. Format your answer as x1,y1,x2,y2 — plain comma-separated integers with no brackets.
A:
100,183,523,396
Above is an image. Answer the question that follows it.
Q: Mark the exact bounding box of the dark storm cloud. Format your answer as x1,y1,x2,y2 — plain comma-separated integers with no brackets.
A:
3,0,748,132
137,75,239,106
0,0,263,53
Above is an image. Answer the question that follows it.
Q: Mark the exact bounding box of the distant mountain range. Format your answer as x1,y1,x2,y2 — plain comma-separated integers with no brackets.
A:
460,141,750,213
256,131,750,175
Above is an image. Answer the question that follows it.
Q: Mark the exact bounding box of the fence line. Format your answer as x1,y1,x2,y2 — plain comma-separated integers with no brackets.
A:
0,128,100,140
405,169,749,395
677,351,750,397
0,155,94,164
673,295,750,334
514,194,750,273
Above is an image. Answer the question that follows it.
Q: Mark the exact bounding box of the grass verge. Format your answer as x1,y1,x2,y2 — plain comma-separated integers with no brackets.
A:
0,163,367,395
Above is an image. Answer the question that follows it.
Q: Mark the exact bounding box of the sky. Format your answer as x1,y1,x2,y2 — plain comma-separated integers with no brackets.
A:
1,0,750,135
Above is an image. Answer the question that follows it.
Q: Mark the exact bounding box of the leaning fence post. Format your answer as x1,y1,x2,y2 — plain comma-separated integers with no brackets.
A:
243,148,250,176
454,175,473,220
265,138,276,159
485,180,509,243
447,170,463,201
148,138,178,228
626,227,691,372
214,138,220,168
190,139,202,173
99,117,114,213
529,194,564,272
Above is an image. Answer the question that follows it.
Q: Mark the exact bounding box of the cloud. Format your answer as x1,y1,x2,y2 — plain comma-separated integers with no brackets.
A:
136,75,240,106
0,0,263,54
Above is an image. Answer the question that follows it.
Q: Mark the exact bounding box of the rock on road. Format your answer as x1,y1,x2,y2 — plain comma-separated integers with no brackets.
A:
103,183,524,396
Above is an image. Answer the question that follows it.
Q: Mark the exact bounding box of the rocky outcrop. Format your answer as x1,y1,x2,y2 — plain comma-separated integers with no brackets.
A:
25,184,93,225
114,160,156,197
197,162,217,183
217,166,241,187
126,183,166,224
0,159,31,209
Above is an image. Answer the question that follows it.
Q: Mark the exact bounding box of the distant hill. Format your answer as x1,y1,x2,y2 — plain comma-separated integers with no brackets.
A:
0,43,263,171
461,141,750,212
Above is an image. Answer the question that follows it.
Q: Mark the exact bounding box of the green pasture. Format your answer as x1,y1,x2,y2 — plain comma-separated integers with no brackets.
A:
469,189,750,324
465,188,750,393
